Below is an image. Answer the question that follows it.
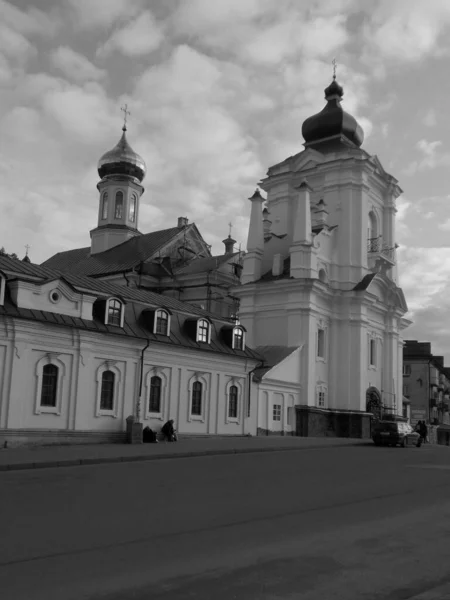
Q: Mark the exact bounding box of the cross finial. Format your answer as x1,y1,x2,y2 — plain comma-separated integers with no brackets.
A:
121,103,131,131
228,221,233,237
332,58,337,80
24,244,31,257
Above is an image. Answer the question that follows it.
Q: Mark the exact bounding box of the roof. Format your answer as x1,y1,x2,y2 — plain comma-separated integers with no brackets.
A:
252,345,298,381
41,226,183,276
0,291,261,361
0,254,219,318
174,253,240,276
353,273,377,291
259,257,291,282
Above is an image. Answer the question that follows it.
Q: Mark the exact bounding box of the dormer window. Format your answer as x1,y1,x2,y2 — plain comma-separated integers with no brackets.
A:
233,327,245,351
197,319,211,343
106,298,123,327
154,309,170,336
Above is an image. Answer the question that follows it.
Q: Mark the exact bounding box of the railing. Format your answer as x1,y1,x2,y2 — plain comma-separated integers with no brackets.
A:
367,236,396,263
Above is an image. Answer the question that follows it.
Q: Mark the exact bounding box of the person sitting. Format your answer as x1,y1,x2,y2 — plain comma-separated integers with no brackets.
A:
161,419,178,442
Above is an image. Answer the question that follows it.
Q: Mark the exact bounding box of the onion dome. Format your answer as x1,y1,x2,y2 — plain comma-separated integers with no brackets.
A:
97,126,146,182
302,77,364,148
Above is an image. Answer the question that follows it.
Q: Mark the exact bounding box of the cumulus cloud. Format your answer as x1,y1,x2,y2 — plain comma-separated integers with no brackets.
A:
66,0,143,29
97,10,164,57
403,139,450,175
0,23,35,61
51,47,106,82
0,0,60,37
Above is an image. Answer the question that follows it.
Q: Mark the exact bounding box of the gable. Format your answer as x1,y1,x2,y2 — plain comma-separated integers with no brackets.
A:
259,346,302,384
292,148,325,174
366,274,408,313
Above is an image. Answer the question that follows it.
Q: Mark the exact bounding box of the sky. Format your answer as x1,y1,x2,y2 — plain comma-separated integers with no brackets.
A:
1,0,450,359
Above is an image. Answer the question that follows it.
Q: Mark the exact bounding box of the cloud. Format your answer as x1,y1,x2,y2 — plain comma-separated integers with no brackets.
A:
97,10,164,57
51,47,106,82
403,138,450,175
423,109,437,127
66,0,143,30
0,23,35,61
0,0,60,37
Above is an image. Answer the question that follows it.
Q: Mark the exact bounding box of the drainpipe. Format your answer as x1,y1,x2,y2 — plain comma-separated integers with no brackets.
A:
136,339,150,422
247,361,265,430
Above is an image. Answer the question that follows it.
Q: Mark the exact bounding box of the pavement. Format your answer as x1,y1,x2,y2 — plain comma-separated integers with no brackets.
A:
0,434,371,471
2,442,450,600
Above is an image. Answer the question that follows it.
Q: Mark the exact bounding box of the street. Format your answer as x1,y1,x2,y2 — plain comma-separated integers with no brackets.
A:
1,443,450,599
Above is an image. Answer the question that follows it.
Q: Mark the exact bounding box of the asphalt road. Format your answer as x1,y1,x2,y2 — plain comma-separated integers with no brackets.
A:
1,443,450,599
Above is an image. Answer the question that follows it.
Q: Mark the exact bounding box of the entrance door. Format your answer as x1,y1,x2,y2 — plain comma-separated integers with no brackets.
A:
366,388,382,434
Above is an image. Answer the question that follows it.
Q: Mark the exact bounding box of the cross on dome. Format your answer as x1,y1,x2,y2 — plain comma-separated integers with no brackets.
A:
121,104,131,131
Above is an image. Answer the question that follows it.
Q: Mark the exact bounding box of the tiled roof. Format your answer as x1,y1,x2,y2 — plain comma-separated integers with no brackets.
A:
0,291,261,361
175,253,240,276
0,255,219,318
41,227,183,276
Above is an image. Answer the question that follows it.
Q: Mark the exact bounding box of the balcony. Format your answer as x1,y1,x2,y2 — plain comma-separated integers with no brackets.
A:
367,237,396,270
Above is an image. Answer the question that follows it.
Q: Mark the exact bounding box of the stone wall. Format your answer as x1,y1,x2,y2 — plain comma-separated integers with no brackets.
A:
295,406,372,439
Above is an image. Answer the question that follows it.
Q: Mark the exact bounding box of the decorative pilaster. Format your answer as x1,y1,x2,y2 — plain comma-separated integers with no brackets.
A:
241,189,265,284
290,180,314,278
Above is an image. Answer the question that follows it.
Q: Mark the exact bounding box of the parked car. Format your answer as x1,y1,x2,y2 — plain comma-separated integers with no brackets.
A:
372,421,421,447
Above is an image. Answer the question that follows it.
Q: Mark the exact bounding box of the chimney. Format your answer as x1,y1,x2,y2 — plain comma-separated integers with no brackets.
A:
177,217,189,228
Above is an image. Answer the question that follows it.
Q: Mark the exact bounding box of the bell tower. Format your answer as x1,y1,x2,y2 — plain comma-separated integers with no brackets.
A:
90,105,147,255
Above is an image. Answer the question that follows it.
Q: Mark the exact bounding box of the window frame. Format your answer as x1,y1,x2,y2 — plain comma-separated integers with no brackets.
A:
196,319,211,344
129,193,137,223
101,191,108,220
114,190,124,219
144,368,168,420
316,385,327,409
369,337,377,368
228,385,238,419
317,327,326,360
40,364,59,408
226,379,243,424
95,363,121,417
106,298,124,327
232,327,245,351
272,404,282,422
34,355,66,415
188,374,208,422
403,364,411,376
149,375,162,413
154,309,170,336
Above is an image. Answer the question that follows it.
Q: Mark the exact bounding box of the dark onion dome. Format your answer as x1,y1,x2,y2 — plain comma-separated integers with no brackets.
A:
97,126,146,182
301,77,364,148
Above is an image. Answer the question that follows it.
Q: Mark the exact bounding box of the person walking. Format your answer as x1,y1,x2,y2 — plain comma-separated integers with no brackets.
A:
419,420,428,444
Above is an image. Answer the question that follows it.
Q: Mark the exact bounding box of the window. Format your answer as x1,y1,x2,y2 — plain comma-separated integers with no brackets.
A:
114,191,123,219
129,194,137,222
101,192,108,220
155,310,169,335
197,319,210,343
403,384,409,396
100,370,115,411
317,390,325,407
107,299,122,326
191,381,202,415
369,339,376,367
403,364,411,376
149,376,162,413
317,328,325,359
233,327,244,350
273,404,281,421
40,364,58,407
228,385,238,418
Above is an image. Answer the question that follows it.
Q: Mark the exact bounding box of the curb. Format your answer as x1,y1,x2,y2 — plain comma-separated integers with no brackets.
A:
0,441,367,473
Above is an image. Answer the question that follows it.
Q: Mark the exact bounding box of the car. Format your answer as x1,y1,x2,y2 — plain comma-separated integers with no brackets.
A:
372,421,422,448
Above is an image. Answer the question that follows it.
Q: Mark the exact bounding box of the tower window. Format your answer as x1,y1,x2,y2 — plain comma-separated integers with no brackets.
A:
115,191,124,219
129,194,137,223
317,328,325,359
40,364,58,407
101,192,108,220
106,298,123,327
233,327,244,350
369,339,376,367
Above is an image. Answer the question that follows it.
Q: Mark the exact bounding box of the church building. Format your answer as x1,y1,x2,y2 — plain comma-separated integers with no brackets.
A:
234,74,410,437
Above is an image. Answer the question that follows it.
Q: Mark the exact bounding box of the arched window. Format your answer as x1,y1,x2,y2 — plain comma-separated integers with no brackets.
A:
228,385,238,418
149,376,162,412
101,192,108,220
129,194,137,222
155,310,169,336
191,381,202,415
318,269,327,283
40,364,58,407
197,319,210,343
100,370,115,411
107,299,122,326
233,327,244,350
368,211,378,240
115,191,124,219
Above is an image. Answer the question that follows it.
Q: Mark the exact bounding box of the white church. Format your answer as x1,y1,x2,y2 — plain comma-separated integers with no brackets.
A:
0,75,409,446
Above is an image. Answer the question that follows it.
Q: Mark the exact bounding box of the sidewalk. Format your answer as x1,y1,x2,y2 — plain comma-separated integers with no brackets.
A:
0,436,371,472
